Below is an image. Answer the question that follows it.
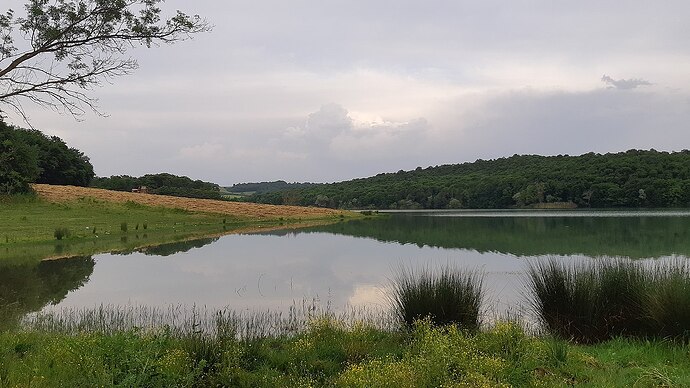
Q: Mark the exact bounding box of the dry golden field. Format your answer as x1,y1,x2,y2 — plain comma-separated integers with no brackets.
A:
32,184,347,220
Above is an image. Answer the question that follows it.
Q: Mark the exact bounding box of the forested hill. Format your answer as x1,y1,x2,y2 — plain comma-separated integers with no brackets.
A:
246,150,690,209
91,173,221,200
227,180,320,194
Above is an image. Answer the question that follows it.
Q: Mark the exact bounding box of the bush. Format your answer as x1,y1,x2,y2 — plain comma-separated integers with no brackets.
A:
120,222,128,232
54,227,70,240
390,265,484,331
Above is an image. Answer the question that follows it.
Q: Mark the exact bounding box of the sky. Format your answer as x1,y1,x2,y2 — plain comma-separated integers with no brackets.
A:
3,0,690,185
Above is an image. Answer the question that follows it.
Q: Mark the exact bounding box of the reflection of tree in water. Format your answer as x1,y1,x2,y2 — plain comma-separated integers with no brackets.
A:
0,256,94,330
285,215,690,259
135,237,219,257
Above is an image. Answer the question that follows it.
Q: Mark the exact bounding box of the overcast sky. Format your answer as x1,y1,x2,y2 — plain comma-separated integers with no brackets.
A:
4,0,690,185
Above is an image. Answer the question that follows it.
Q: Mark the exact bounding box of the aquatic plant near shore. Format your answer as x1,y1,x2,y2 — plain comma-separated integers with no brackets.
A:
646,259,690,340
390,265,484,331
525,258,690,343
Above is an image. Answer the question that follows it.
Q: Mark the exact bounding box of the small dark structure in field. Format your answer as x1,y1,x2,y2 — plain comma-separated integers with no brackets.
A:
131,186,149,194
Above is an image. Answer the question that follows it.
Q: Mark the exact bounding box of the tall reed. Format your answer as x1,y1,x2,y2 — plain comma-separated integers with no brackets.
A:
525,259,649,343
646,259,690,340
390,265,484,331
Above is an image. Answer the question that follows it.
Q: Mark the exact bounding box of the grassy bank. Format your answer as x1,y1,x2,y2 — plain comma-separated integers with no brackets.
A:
0,190,351,264
2,315,690,387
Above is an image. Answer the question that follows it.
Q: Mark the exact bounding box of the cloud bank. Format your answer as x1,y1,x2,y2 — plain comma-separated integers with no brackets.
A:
3,0,689,184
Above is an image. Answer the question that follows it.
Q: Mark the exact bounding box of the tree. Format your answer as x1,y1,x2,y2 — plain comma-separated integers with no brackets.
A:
0,121,39,194
1,121,94,193
15,126,95,186
0,0,210,120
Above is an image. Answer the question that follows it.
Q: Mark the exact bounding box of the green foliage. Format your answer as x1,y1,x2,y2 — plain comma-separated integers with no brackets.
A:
228,180,320,194
53,227,70,241
0,122,39,194
0,121,94,192
338,321,546,387
0,0,209,118
2,312,690,387
120,222,128,232
390,265,484,331
249,150,690,209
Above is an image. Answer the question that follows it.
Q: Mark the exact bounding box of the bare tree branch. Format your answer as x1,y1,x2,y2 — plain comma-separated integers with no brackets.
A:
0,0,211,122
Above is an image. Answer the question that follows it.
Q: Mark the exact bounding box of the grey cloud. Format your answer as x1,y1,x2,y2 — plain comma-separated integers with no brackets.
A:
430,88,690,165
304,104,353,142
601,75,652,90
4,0,690,184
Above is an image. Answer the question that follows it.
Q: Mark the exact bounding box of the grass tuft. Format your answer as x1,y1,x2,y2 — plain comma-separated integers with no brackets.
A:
53,227,70,241
646,260,690,341
390,265,484,331
526,258,690,343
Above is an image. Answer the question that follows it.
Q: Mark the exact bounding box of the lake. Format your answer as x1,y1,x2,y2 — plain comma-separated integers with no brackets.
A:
4,209,690,328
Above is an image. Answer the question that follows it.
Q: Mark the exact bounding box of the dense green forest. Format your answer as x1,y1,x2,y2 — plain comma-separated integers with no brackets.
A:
247,150,690,209
227,180,320,194
0,121,94,194
91,173,222,200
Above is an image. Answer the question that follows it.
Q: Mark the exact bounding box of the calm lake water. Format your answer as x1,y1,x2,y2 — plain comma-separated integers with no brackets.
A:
4,209,690,327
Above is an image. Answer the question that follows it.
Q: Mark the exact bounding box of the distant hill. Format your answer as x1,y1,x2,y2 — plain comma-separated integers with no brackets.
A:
246,150,690,209
227,180,321,195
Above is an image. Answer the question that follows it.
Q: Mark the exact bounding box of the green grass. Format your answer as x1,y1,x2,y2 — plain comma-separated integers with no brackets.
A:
2,315,690,387
0,195,276,264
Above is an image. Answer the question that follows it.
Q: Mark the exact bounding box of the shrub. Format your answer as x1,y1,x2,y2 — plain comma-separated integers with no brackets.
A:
120,222,128,232
53,227,70,240
390,265,484,331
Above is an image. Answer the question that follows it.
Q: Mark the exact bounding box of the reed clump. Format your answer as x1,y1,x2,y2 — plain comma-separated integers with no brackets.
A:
526,258,690,343
390,265,484,331
646,260,690,340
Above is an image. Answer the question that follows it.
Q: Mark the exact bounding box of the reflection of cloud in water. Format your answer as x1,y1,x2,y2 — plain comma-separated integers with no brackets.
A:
348,284,387,308
45,226,676,325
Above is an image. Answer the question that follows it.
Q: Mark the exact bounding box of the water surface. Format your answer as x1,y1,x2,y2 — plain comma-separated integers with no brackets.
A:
4,209,690,326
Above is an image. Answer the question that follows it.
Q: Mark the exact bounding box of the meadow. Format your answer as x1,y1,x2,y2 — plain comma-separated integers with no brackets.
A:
0,188,349,264
3,308,690,387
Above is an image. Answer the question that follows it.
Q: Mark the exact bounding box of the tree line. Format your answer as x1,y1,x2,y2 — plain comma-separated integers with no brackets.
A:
1,121,94,195
227,181,321,194
1,120,221,200
246,150,690,209
91,174,222,200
